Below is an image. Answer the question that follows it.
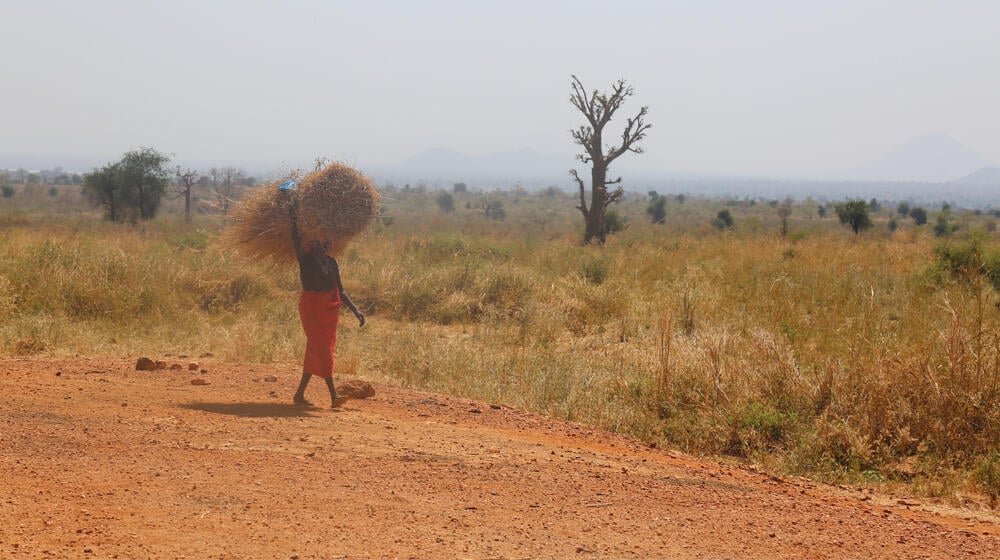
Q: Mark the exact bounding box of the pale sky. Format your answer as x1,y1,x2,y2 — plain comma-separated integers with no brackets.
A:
2,0,998,178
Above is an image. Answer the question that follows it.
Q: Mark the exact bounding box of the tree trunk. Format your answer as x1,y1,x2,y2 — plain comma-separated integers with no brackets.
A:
184,190,191,223
584,163,608,244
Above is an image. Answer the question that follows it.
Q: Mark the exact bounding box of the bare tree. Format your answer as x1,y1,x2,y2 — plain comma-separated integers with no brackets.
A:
777,199,792,237
208,167,247,213
569,75,651,245
174,167,199,223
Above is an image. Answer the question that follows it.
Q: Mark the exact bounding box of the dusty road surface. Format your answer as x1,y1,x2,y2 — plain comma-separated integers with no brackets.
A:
1,357,999,559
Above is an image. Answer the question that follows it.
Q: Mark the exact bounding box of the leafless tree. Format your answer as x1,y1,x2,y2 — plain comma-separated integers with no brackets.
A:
208,167,247,214
569,75,651,245
174,167,199,223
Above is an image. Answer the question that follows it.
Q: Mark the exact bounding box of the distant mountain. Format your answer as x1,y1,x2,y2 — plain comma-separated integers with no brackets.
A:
369,147,572,188
954,166,1000,185
843,133,994,183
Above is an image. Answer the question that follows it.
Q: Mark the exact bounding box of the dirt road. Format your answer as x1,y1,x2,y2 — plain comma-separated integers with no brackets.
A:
1,357,998,559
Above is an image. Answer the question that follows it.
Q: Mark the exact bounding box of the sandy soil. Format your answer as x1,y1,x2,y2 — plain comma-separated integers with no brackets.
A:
1,356,999,559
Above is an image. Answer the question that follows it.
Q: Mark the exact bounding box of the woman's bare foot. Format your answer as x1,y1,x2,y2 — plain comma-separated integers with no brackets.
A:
293,395,313,406
331,396,350,409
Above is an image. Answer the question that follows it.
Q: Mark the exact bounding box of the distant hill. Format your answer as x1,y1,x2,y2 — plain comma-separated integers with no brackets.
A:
843,133,994,183
954,166,1000,185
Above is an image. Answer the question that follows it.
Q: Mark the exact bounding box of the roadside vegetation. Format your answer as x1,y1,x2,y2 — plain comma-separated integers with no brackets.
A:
5,178,1000,507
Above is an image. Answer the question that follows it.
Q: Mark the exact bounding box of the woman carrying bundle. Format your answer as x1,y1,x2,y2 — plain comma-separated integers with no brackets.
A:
286,190,365,408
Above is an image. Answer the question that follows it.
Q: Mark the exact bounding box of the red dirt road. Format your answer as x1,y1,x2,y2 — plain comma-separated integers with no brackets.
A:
1,357,998,559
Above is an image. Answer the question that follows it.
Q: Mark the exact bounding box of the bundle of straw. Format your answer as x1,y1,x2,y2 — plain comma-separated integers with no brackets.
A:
297,163,380,244
226,163,379,263
226,179,298,263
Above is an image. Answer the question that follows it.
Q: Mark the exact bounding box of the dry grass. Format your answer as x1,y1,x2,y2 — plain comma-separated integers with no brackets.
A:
4,191,1000,505
226,163,379,262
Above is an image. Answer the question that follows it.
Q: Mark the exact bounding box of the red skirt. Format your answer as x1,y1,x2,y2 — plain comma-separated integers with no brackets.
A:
298,290,341,379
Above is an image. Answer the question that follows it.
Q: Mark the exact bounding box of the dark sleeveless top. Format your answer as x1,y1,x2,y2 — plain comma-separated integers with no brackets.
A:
297,250,338,293
291,217,339,293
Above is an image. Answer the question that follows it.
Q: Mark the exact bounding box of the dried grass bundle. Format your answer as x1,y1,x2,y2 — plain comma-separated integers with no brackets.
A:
297,163,380,245
226,163,379,263
225,180,297,263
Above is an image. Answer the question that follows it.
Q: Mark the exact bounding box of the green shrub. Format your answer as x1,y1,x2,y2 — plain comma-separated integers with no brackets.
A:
482,267,534,317
394,283,438,320
579,255,610,285
725,402,798,457
975,452,1000,504
712,209,734,230
933,237,1000,291
604,209,625,234
198,274,270,312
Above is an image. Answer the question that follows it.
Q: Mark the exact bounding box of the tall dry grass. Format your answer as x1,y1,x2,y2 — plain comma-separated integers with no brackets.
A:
3,191,1000,503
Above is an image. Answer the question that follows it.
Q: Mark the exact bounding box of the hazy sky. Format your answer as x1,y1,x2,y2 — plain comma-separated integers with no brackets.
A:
2,0,998,177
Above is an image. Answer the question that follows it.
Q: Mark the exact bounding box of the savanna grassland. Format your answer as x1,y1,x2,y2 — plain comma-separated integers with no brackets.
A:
5,182,1000,507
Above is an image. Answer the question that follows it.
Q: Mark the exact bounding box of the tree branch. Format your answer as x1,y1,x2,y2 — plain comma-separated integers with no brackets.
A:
597,79,630,129
605,186,624,207
569,169,589,218
570,75,599,128
606,106,651,163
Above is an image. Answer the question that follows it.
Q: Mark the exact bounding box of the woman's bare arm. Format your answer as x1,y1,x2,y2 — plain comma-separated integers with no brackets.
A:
332,258,365,327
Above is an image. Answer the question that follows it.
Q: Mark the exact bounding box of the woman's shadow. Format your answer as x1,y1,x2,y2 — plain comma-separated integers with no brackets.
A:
180,401,320,418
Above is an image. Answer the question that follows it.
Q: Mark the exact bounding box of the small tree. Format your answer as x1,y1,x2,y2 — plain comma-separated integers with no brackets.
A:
933,213,956,237
897,201,911,217
605,209,626,234
482,200,506,220
208,166,247,213
777,200,792,236
910,206,928,226
453,182,468,193
83,148,171,222
713,209,734,230
174,167,200,223
569,75,651,245
121,148,171,220
435,191,455,214
83,163,127,221
817,204,827,219
1,186,14,199
835,199,872,235
646,195,667,224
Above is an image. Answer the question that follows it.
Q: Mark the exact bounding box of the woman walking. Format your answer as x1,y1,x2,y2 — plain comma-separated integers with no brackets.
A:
289,197,365,408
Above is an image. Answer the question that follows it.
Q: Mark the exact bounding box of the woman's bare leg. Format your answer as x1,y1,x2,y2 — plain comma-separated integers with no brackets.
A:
293,372,313,405
324,377,349,408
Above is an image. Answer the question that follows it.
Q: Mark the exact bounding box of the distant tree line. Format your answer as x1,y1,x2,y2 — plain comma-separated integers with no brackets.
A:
80,148,258,223
83,148,172,222
0,167,83,187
